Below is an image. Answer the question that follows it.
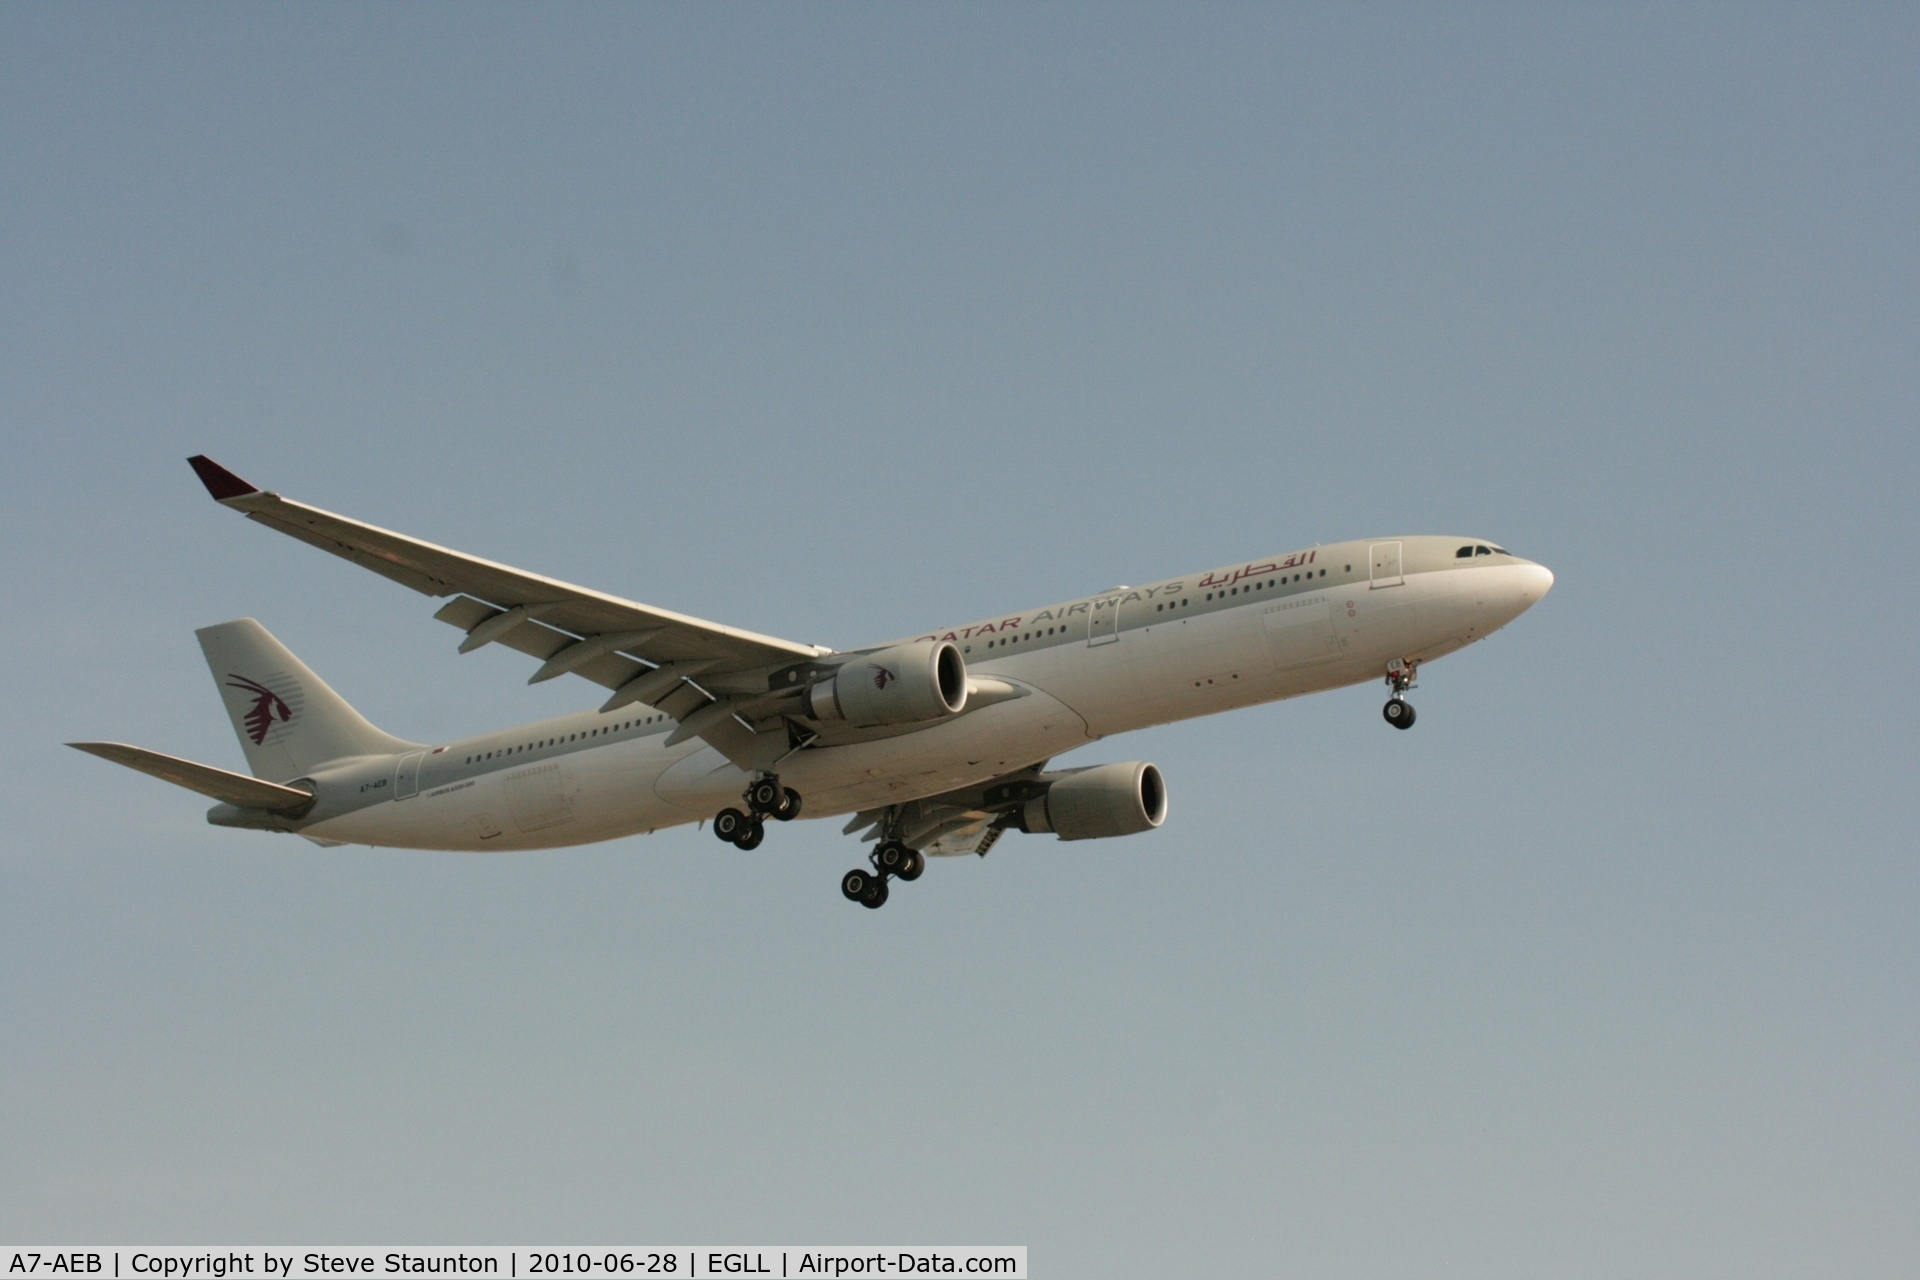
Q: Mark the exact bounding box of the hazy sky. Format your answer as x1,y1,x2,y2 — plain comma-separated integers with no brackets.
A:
3,6,1915,1276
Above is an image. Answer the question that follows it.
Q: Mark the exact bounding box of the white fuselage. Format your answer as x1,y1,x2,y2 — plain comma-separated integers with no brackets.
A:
296,541,1551,851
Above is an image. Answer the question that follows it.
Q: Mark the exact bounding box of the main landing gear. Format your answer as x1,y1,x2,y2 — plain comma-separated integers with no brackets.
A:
1382,659,1418,730
713,775,802,850
841,839,925,910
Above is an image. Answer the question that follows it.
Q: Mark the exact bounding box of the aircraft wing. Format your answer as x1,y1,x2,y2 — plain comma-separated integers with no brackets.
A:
186,458,831,745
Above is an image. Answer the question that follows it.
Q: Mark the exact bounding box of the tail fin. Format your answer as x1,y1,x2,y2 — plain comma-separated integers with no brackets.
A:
196,619,418,779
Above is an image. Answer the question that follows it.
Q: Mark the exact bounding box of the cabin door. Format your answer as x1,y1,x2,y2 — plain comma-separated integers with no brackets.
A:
1087,596,1121,645
394,751,426,799
1369,541,1404,589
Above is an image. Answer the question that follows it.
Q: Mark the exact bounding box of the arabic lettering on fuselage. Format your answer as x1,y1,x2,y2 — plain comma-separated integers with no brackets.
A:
1196,549,1315,590
915,549,1319,644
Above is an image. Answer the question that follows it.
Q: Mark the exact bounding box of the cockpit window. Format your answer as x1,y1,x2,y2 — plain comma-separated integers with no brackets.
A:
1474,545,1491,556
1491,545,1508,555
1457,545,1474,558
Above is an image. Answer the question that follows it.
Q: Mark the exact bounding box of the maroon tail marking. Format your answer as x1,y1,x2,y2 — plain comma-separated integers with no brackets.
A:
226,674,291,745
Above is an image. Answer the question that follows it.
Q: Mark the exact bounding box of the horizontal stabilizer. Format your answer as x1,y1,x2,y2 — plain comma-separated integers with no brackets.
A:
68,742,316,813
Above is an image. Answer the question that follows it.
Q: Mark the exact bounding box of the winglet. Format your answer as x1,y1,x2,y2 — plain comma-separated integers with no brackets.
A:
186,455,260,501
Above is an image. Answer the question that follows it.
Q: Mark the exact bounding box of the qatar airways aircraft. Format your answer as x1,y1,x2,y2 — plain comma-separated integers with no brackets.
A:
72,457,1552,909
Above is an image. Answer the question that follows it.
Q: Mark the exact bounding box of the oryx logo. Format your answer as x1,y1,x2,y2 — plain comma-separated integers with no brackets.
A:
226,673,296,745
869,664,898,690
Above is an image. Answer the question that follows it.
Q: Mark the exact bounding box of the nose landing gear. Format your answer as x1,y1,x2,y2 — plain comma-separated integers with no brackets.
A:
1382,659,1418,730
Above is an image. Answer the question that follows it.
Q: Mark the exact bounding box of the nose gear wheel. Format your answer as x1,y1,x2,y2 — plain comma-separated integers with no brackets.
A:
1382,660,1419,730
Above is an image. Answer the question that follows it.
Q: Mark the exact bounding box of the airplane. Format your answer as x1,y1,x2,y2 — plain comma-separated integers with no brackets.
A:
70,456,1554,909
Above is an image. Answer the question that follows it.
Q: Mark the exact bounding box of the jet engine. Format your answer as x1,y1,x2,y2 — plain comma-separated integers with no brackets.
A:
1020,761,1168,841
808,640,969,727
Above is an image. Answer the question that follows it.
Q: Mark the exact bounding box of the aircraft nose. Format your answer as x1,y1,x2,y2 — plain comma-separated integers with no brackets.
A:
1510,561,1554,615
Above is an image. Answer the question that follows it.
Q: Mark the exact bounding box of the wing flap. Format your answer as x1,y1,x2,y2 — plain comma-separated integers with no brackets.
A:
431,596,653,690
925,824,1004,857
69,742,317,813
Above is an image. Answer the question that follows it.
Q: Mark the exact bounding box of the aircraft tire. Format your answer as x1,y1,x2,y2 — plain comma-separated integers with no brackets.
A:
773,788,802,822
841,869,871,902
733,819,765,851
876,840,912,875
862,876,889,909
896,849,925,882
1383,698,1416,729
714,807,750,842
748,778,783,813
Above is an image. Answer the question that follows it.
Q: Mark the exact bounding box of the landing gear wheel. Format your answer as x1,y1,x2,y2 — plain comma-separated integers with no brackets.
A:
875,840,913,876
841,868,887,908
772,788,802,822
747,778,784,814
714,807,751,843
896,849,926,881
1383,698,1416,729
732,819,765,850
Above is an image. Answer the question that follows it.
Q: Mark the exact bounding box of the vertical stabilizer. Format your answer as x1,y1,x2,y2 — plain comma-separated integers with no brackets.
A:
196,619,418,779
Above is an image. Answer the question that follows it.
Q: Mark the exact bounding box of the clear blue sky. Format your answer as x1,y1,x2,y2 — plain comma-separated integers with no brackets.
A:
3,6,1915,1275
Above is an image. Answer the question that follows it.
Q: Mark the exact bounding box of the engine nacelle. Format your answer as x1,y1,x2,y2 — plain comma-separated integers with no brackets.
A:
1021,761,1168,841
808,640,968,727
